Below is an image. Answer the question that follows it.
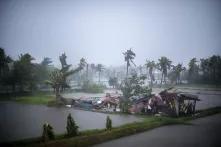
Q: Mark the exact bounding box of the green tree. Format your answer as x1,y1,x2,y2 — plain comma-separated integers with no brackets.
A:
199,56,221,85
188,58,199,83
106,116,112,130
0,48,12,78
145,60,156,86
200,58,210,81
171,63,185,84
158,57,172,85
66,113,79,136
96,64,104,83
208,55,221,85
108,77,118,88
13,53,35,91
123,48,136,77
0,48,13,92
121,74,151,99
35,57,53,86
45,57,85,103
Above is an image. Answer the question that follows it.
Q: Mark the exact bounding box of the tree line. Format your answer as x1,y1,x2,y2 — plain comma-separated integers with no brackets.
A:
1,47,221,95
122,48,221,86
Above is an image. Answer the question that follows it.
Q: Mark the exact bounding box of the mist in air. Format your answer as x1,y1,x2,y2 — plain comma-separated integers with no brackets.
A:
0,0,220,66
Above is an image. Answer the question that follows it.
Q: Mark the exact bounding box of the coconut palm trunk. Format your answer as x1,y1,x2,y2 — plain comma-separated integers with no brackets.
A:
126,61,129,77
98,71,101,83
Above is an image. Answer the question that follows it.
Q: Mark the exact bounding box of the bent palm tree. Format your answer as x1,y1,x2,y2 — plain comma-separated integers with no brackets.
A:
123,48,136,77
158,57,172,85
188,58,199,83
145,60,156,86
96,64,104,83
172,63,185,84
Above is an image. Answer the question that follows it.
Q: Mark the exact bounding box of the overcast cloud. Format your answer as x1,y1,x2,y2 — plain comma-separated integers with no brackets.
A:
0,0,220,67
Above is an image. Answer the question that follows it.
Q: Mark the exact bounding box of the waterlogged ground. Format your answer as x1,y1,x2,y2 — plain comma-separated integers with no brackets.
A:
62,89,121,98
0,88,220,143
0,102,142,142
63,88,221,110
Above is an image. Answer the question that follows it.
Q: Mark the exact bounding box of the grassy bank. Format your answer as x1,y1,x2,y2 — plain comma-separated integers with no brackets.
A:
0,92,55,105
4,106,221,147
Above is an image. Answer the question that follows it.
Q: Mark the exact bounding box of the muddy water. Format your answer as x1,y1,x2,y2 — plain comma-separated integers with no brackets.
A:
0,102,141,142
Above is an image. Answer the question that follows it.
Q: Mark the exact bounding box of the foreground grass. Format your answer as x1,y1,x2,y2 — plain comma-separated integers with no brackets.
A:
4,106,221,147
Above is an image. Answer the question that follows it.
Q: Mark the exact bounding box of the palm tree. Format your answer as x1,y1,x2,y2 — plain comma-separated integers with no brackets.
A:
188,58,198,83
123,48,136,77
145,60,156,86
96,64,104,83
158,56,172,84
0,48,12,77
172,63,185,84
208,55,221,84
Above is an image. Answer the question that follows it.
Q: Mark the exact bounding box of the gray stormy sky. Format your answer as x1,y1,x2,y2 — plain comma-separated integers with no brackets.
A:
0,0,221,67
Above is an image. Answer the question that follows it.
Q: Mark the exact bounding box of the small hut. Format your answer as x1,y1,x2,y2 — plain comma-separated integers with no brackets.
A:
177,93,200,116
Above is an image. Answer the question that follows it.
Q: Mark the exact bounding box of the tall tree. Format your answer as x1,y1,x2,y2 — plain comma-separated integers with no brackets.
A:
123,48,136,77
108,77,118,88
188,58,199,83
145,60,156,86
13,53,35,91
46,57,85,103
96,64,104,83
171,63,185,84
0,48,12,78
158,57,172,84
208,55,221,84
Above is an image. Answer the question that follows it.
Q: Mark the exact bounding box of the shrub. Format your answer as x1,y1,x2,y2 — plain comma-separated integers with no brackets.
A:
66,113,79,137
42,123,55,142
106,116,112,130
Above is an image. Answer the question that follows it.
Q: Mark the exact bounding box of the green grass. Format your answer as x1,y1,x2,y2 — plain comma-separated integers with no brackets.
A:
15,94,55,105
0,92,56,105
4,106,221,147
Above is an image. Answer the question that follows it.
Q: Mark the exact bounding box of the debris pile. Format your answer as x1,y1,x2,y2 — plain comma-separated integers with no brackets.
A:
68,87,200,116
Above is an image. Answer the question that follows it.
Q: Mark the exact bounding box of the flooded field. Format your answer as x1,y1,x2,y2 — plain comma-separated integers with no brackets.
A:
0,89,220,142
0,102,141,142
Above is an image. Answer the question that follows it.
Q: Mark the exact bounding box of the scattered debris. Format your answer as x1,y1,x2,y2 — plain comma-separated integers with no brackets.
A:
65,87,200,117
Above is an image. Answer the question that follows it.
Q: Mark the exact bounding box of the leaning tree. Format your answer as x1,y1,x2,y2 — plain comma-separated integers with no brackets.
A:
158,56,172,85
45,56,86,103
123,48,136,77
96,64,105,83
145,60,156,87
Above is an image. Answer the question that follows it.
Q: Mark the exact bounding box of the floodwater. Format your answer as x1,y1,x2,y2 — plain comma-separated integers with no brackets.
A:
0,89,220,143
0,102,141,142
62,89,122,99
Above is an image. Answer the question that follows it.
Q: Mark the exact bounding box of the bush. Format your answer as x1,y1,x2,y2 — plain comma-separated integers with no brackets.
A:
66,113,79,137
42,123,55,142
82,81,104,93
106,116,112,130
